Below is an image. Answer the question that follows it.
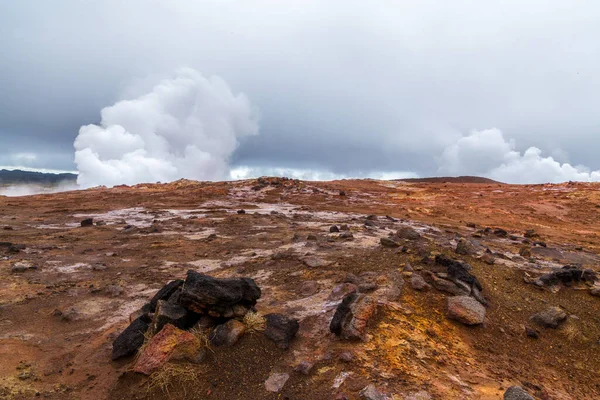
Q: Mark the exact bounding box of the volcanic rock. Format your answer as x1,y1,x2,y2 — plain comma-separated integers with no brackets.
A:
410,273,430,291
151,300,192,333
112,314,151,360
330,225,340,233
447,296,485,325
330,293,378,341
80,218,94,227
396,227,420,240
264,313,299,349
149,280,184,312
530,306,567,328
210,319,246,346
133,324,204,375
265,372,289,392
359,384,388,400
455,238,476,255
504,386,534,400
380,237,400,248
179,271,261,317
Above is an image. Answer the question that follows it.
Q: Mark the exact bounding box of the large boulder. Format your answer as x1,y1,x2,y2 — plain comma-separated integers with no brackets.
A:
179,271,261,317
133,324,204,375
112,314,151,360
447,296,485,325
210,319,247,346
504,386,534,400
264,313,299,349
530,306,567,328
149,280,184,312
330,293,378,341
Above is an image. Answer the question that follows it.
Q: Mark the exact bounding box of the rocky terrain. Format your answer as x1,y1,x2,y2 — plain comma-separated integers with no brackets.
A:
1,177,599,399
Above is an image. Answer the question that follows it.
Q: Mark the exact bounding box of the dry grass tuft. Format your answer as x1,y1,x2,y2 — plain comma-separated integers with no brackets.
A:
243,311,266,333
147,363,201,397
189,326,213,353
561,323,581,342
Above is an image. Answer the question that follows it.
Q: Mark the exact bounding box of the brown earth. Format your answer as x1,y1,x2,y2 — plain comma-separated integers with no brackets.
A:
1,177,599,399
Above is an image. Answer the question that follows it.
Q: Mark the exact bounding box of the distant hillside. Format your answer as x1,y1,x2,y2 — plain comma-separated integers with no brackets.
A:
0,169,77,185
397,176,502,184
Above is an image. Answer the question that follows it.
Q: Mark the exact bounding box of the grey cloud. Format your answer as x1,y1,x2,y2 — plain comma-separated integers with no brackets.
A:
1,1,600,182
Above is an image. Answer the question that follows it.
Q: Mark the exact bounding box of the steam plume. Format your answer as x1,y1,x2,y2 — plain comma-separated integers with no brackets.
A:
74,68,258,188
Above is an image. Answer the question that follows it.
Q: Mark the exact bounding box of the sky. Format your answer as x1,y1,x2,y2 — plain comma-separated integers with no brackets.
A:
1,1,600,185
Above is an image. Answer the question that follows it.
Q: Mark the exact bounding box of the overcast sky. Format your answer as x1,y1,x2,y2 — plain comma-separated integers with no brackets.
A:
1,1,599,183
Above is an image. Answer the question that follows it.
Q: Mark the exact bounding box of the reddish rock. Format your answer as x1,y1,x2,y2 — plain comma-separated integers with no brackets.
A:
210,319,246,346
330,293,378,341
133,324,204,375
447,296,485,325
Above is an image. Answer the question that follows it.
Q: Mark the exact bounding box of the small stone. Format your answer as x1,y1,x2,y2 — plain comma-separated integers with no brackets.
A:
405,391,432,400
447,296,485,325
237,209,246,214
504,386,534,400
519,247,532,258
293,360,314,375
339,232,354,240
525,326,539,339
480,253,495,265
328,283,358,301
80,218,94,227
330,225,340,233
530,306,567,328
339,224,350,231
210,319,246,346
380,237,400,248
359,384,387,400
299,280,319,297
303,256,332,268
11,261,35,273
103,284,123,297
396,227,420,240
330,293,378,341
264,313,299,349
339,351,354,362
590,287,600,297
455,238,476,255
307,234,318,241
265,372,289,392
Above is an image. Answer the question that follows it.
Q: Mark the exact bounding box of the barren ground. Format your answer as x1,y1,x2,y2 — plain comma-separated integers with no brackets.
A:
1,178,599,399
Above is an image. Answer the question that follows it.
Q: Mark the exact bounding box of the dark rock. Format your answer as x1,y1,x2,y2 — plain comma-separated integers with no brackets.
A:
524,230,538,238
537,266,597,287
151,300,192,333
533,241,547,247
480,253,495,265
306,234,318,241
504,386,534,400
180,271,261,317
364,220,377,228
210,319,246,346
447,296,485,325
330,225,340,233
339,190,346,196
80,218,94,227
293,360,314,375
494,228,508,237
366,214,378,220
396,227,421,240
435,255,482,291
149,280,184,312
264,313,299,349
339,351,354,362
339,231,354,240
330,293,378,341
530,306,567,328
111,314,151,360
339,224,350,231
380,237,400,248
525,326,539,339
237,209,246,214
519,247,531,257
590,287,600,297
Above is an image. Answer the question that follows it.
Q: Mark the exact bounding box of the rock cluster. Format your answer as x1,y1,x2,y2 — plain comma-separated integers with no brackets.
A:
111,271,298,375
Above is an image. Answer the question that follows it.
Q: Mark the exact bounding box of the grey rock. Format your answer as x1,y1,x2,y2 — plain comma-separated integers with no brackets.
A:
447,296,486,325
265,373,289,392
264,313,299,349
359,384,388,400
530,306,567,328
380,237,400,248
504,386,534,400
396,227,420,240
112,314,151,360
410,274,430,291
330,293,378,341
210,319,246,346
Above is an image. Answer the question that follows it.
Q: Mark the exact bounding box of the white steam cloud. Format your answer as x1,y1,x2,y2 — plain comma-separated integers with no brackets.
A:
440,128,600,183
74,68,258,188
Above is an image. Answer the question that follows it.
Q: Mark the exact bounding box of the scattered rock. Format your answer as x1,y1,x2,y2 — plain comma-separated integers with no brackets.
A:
455,238,476,255
210,319,246,346
10,261,36,273
179,271,261,318
265,372,289,393
405,391,432,400
396,227,420,240
525,326,539,339
410,273,430,291
504,386,534,400
359,384,387,400
380,237,400,248
264,313,299,349
80,218,94,227
339,351,354,362
494,228,508,237
536,266,597,287
530,306,567,328
293,360,314,375
330,225,340,233
329,283,358,301
307,234,318,241
103,284,123,297
339,231,354,240
112,315,151,360
330,293,378,341
519,247,532,257
426,272,469,296
524,229,538,238
339,224,350,231
435,255,482,291
480,253,495,265
447,296,485,325
299,280,320,297
590,287,600,297
303,256,332,268
133,324,204,375
237,209,246,214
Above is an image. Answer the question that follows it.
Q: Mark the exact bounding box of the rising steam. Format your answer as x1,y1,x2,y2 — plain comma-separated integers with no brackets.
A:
74,68,258,188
